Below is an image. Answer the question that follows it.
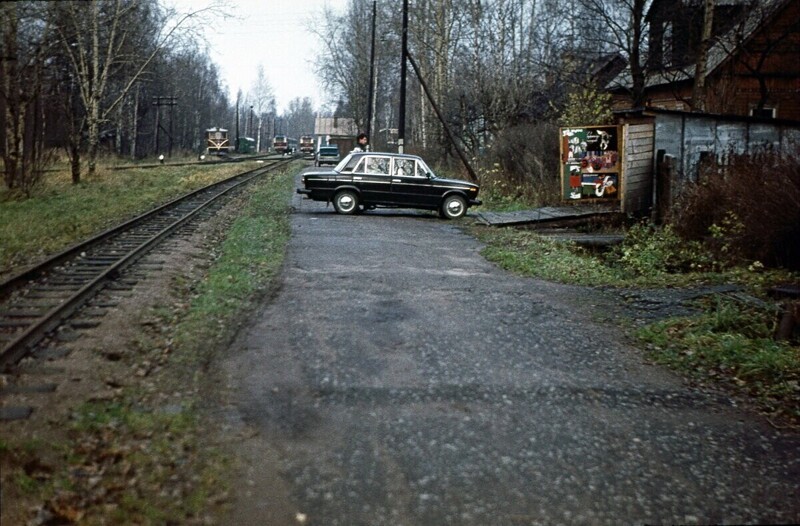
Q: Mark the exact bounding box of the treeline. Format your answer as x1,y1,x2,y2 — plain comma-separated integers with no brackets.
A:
0,1,318,196
311,0,641,202
1,1,231,191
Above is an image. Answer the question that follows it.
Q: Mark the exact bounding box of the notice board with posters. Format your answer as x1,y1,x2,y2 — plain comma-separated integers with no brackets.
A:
560,125,621,201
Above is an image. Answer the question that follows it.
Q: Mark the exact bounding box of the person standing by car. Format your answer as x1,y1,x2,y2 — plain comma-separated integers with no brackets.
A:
352,133,369,153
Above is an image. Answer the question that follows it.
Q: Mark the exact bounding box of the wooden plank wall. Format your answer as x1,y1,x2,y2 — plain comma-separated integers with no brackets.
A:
622,123,654,214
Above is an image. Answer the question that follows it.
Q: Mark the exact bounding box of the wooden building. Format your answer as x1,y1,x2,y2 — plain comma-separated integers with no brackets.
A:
608,0,800,120
314,117,359,155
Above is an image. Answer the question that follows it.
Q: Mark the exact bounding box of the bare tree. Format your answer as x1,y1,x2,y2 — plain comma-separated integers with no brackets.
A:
691,0,714,111
50,0,217,181
282,97,316,139
248,64,275,152
1,2,53,194
579,0,652,107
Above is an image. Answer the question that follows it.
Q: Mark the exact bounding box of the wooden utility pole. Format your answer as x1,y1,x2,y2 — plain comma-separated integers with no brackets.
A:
398,0,408,153
367,0,377,144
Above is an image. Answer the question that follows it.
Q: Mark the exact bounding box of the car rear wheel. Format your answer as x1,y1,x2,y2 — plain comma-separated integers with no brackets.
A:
440,194,467,219
333,190,359,215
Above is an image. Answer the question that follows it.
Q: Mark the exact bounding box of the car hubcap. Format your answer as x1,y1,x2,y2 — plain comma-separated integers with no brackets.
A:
447,199,464,216
339,195,354,211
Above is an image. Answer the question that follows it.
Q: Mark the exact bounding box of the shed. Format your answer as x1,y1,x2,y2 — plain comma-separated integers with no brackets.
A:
314,117,358,155
613,107,800,220
560,121,655,216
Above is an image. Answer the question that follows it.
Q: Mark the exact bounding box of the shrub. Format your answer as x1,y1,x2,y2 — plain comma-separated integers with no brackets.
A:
612,222,714,275
670,151,800,269
559,86,614,127
480,121,561,207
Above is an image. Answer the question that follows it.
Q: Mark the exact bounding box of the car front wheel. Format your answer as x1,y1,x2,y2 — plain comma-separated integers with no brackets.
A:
333,190,359,214
440,194,467,219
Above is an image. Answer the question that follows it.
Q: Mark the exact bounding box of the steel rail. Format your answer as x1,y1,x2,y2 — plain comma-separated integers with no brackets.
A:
0,157,295,370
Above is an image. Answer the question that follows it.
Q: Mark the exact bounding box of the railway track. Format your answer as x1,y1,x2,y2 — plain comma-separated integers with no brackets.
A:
0,157,294,371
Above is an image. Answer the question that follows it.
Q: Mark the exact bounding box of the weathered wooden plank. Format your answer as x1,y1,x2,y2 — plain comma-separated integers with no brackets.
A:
627,131,654,140
627,152,653,162
475,205,620,227
625,165,652,176
627,141,654,149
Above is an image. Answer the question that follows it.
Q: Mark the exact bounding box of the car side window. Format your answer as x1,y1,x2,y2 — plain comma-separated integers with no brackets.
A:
340,156,360,173
393,159,418,177
366,156,390,175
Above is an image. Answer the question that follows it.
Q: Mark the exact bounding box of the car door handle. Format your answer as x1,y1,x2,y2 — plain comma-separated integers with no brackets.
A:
392,179,402,183
353,176,363,180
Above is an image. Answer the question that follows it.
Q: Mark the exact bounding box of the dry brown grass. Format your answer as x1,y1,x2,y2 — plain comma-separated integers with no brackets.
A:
670,150,800,269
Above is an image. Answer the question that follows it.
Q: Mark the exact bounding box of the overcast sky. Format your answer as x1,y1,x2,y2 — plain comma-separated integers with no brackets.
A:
167,0,348,114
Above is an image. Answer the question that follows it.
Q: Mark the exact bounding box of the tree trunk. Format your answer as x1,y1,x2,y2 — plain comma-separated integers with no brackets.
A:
131,83,139,160
70,140,81,184
86,97,100,176
1,3,20,190
692,0,715,111
629,0,647,107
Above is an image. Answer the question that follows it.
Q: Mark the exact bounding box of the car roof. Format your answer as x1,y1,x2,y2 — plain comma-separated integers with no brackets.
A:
348,151,423,161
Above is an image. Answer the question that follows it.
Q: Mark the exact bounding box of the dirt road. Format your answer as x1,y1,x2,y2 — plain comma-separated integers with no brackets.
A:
219,171,799,525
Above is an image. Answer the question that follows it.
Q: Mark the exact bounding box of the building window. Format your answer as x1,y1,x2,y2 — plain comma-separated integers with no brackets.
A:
750,107,776,119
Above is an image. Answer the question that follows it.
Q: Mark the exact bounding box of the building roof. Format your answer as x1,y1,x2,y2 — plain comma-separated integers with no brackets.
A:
315,117,358,137
607,0,790,91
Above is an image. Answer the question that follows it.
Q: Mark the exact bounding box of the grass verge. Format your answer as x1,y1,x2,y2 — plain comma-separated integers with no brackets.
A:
0,164,296,524
0,163,249,274
469,222,800,425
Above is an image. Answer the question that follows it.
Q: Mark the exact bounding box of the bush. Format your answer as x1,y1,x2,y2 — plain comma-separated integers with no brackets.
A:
670,151,800,269
612,222,714,275
480,122,561,207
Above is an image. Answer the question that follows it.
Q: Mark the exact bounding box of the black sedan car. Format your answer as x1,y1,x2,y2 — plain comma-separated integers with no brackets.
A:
297,152,481,219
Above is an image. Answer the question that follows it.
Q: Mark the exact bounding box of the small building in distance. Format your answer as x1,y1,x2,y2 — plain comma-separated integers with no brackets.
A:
314,116,359,155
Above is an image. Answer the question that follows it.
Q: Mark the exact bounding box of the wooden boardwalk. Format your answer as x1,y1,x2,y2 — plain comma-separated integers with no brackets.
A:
473,205,619,227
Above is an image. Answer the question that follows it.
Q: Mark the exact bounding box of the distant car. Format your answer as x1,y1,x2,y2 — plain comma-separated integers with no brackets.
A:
297,151,481,219
315,145,340,167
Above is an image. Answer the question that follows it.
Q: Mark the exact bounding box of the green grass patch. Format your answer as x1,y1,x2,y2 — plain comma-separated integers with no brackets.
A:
0,163,248,273
173,167,294,361
472,226,624,285
637,297,800,422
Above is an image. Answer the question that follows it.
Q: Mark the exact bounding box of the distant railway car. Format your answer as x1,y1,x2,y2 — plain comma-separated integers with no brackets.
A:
205,127,230,155
273,135,298,154
273,135,288,154
299,135,315,155
236,136,256,154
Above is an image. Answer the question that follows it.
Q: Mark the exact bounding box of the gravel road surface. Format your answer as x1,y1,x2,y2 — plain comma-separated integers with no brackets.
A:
221,170,799,525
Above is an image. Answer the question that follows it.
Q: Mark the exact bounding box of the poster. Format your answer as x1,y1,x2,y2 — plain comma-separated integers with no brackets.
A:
561,126,621,200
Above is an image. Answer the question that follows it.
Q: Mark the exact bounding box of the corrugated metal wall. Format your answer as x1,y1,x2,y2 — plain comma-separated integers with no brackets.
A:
654,112,800,187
